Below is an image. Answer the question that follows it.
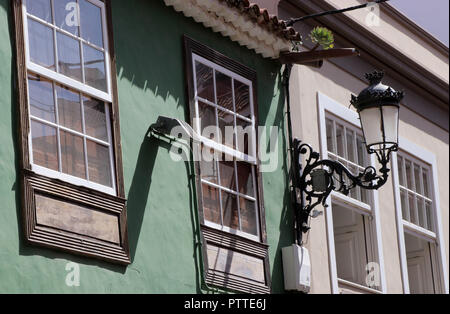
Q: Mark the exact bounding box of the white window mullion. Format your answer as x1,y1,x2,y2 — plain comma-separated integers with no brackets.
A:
52,81,62,173
80,95,90,181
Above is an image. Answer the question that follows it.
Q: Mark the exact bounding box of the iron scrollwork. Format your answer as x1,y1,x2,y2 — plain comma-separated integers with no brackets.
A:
292,138,396,241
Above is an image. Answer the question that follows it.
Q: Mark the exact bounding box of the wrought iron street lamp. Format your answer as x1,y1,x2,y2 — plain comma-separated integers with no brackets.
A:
294,71,404,244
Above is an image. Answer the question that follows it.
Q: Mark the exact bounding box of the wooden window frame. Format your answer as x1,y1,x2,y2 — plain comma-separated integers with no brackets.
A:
391,138,449,293
318,92,387,294
184,36,271,294
12,0,130,265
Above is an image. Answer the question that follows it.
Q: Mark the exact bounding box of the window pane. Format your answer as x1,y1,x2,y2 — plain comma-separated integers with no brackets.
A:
83,97,108,141
222,191,239,231
217,108,235,149
414,165,421,194
425,202,433,232
202,184,221,225
409,193,417,225
56,85,82,132
405,160,413,190
31,120,58,171
27,0,52,23
200,159,219,185
326,119,334,154
55,0,80,35
400,189,409,221
346,129,356,163
198,102,216,138
422,170,430,198
195,62,214,102
236,117,252,156
80,0,104,47
335,123,345,158
398,157,405,186
417,198,426,229
234,80,251,120
86,140,112,187
28,74,56,123
57,31,82,81
240,198,257,235
219,160,236,192
83,44,107,91
236,162,254,197
356,135,366,166
28,19,55,70
60,130,86,179
215,71,232,110
348,164,359,200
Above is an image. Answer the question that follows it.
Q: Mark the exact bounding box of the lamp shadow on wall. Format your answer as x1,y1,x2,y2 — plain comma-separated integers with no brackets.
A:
127,132,161,263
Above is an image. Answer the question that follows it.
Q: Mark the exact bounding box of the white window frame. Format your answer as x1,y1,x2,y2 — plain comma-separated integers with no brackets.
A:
392,137,449,294
22,0,116,196
192,53,260,242
318,92,387,294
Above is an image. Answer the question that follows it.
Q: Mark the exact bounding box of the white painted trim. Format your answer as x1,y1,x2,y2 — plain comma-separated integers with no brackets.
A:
31,164,115,196
392,137,449,294
204,221,259,242
337,278,383,294
317,92,387,294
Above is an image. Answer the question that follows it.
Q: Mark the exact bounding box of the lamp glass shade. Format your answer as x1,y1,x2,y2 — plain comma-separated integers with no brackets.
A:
359,105,399,151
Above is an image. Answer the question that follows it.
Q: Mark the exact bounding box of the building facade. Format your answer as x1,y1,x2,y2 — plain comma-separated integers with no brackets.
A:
0,0,448,294
275,0,449,294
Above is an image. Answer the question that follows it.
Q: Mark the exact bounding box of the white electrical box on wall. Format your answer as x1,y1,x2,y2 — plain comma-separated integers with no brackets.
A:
282,244,311,293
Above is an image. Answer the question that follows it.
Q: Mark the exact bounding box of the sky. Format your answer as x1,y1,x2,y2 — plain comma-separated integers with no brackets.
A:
389,0,449,46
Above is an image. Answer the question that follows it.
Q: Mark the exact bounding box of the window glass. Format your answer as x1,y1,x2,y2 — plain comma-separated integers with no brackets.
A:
80,0,104,47
194,56,258,239
28,74,56,123
87,140,112,187
27,73,114,190
234,80,251,119
57,32,82,81
398,153,434,231
222,191,239,230
202,184,221,225
54,0,80,35
83,96,108,141
60,130,86,179
28,19,55,70
26,0,108,94
56,85,82,133
195,62,214,102
27,0,52,23
31,120,58,171
83,44,107,91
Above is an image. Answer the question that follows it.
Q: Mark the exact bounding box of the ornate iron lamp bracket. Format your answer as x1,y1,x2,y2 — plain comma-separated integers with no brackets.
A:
292,139,396,242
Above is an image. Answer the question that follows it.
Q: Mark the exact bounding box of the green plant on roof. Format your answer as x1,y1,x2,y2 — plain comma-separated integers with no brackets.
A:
310,26,334,50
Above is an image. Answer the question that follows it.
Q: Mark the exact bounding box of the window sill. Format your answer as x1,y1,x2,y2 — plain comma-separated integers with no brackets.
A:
21,170,130,265
338,279,382,294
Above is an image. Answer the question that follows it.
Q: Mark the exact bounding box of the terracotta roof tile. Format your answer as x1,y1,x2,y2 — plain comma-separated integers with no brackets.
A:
218,0,302,42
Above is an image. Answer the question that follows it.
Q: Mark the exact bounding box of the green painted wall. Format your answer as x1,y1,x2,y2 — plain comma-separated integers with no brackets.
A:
0,0,293,293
